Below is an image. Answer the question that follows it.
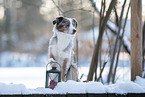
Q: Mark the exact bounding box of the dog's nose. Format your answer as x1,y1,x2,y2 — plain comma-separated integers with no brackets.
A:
73,29,76,34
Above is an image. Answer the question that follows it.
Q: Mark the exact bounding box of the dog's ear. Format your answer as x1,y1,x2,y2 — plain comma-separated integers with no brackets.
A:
53,16,64,25
72,18,78,28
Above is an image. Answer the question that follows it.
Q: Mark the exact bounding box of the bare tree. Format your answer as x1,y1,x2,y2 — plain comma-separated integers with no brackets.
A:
112,3,130,83
107,0,127,83
87,0,117,81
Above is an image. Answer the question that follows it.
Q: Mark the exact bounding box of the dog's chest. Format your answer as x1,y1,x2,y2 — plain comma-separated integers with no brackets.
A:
57,32,73,50
54,32,74,59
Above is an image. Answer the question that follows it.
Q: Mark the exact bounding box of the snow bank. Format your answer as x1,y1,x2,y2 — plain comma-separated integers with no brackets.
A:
118,81,145,93
54,80,87,94
0,83,58,95
104,76,145,94
0,83,28,94
135,76,145,89
104,84,124,94
28,87,58,94
0,76,145,95
85,81,105,93
54,80,105,94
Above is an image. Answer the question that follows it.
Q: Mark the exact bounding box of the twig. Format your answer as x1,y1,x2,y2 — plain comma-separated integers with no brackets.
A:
89,0,130,55
92,12,96,46
20,0,42,8
97,61,107,81
97,0,106,82
106,24,130,54
51,0,64,14
87,0,117,81
114,6,119,27
107,0,127,83
63,8,92,14
89,0,100,15
112,3,131,83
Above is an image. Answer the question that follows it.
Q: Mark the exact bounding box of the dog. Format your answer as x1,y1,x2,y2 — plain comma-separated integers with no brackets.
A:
48,16,78,81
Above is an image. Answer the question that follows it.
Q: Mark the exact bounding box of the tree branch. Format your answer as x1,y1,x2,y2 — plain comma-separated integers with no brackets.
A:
87,0,117,81
89,0,130,55
112,2,130,83
51,0,64,14
107,0,127,83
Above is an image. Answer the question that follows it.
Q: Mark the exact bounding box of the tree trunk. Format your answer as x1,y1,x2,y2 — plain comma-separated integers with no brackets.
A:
142,22,145,73
131,0,142,81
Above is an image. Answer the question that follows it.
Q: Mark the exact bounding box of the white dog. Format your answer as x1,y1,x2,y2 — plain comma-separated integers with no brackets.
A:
48,16,78,81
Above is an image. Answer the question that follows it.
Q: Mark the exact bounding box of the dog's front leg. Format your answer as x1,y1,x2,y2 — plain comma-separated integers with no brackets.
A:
48,32,57,57
48,46,56,61
65,50,78,81
48,33,57,66
62,58,68,81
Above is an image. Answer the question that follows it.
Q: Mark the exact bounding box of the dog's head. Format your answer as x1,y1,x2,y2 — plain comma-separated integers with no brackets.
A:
53,16,77,35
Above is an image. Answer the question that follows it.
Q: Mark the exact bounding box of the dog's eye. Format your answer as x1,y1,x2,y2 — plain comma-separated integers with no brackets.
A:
72,19,77,28
72,22,76,28
66,23,69,26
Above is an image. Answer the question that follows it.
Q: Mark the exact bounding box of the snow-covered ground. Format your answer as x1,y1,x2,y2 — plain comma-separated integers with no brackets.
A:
0,76,145,94
0,51,131,83
0,67,46,89
0,51,132,89
0,64,131,89
0,64,136,95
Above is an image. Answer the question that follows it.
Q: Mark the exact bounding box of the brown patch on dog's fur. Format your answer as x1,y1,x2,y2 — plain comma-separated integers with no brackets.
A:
62,58,68,81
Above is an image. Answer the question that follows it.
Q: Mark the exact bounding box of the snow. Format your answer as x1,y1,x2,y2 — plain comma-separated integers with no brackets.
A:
104,84,124,94
0,82,58,95
0,83,28,94
0,76,145,95
118,81,145,93
85,81,105,93
104,77,145,94
0,67,46,89
54,80,87,94
135,76,145,89
54,80,105,94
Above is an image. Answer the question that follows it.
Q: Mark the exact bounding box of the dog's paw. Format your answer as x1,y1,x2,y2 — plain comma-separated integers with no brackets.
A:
48,58,56,63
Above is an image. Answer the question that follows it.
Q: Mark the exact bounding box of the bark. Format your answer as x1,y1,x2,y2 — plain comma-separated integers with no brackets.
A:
143,22,145,72
131,0,142,81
